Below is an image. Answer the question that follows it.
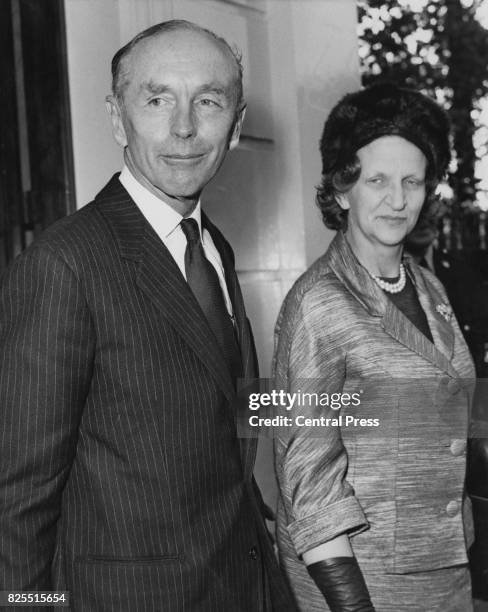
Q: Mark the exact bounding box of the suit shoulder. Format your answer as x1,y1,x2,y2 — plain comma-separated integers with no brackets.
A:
4,201,113,279
36,201,104,242
24,174,125,256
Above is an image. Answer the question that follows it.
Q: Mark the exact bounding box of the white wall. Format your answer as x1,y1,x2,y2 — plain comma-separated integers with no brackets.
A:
64,0,122,206
290,0,361,266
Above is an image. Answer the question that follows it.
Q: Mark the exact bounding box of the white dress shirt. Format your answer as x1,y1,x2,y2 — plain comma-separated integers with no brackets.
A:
119,165,234,317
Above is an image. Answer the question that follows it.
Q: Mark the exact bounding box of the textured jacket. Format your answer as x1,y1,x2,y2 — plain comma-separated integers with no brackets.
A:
273,230,475,580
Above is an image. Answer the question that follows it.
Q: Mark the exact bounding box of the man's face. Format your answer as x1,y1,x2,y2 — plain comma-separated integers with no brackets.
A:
107,29,244,208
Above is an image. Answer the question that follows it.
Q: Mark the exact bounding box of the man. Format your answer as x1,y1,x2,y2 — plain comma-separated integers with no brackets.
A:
406,216,488,602
0,20,295,611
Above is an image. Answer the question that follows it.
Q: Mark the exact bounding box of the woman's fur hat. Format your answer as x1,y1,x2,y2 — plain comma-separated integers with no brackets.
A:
320,82,451,182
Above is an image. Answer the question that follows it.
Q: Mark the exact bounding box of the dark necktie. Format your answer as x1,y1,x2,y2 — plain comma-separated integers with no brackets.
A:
180,218,242,381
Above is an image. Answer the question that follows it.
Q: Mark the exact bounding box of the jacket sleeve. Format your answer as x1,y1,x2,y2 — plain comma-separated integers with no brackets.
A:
0,245,95,589
273,285,368,558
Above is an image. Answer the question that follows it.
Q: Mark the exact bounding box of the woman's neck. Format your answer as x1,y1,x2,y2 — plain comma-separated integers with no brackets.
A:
345,232,403,277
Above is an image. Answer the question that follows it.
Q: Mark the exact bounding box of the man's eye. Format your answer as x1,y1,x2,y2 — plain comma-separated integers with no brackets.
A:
148,98,166,107
197,98,220,108
368,177,383,185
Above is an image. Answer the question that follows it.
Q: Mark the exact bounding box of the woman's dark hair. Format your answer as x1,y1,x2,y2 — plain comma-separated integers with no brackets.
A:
316,83,451,231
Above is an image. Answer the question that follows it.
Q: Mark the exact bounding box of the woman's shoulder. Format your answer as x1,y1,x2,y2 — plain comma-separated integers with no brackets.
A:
276,252,350,333
286,253,338,299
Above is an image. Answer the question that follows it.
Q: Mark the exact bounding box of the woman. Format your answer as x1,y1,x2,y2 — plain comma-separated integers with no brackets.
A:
273,83,475,612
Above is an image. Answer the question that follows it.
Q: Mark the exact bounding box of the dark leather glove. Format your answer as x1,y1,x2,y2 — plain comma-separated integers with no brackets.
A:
307,556,375,612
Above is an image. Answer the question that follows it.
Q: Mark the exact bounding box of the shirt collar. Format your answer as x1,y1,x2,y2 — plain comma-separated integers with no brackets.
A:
119,164,202,240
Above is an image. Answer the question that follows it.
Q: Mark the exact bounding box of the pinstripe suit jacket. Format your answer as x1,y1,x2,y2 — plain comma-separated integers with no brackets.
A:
273,231,475,610
0,176,296,611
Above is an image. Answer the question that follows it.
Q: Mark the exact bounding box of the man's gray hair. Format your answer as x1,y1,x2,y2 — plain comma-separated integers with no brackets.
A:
111,19,244,108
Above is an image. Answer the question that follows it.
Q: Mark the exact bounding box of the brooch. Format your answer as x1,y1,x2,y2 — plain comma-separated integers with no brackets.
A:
436,302,453,322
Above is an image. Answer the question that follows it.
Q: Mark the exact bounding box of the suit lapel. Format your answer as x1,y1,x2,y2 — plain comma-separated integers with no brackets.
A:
96,176,235,402
202,214,258,380
328,231,458,377
203,214,258,478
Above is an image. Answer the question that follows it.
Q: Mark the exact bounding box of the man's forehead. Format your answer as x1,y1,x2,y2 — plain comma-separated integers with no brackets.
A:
128,29,236,77
116,26,241,104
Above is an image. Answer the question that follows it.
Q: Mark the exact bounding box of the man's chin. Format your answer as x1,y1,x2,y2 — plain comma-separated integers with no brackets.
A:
159,188,201,203
152,180,204,202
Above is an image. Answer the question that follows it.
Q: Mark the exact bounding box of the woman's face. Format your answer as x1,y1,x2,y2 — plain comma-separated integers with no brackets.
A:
339,135,427,262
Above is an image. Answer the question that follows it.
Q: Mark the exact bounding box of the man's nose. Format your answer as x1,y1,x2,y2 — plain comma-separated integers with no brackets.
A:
171,103,195,139
387,183,406,210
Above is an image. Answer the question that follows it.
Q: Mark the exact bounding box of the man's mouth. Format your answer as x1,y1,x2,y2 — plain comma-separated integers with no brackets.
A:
162,153,206,162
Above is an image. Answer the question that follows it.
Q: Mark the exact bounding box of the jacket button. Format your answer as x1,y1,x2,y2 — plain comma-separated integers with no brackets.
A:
447,379,461,394
446,500,460,517
248,546,258,560
450,439,467,456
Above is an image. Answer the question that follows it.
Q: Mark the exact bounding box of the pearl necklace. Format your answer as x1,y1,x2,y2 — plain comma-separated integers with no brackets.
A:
370,263,406,294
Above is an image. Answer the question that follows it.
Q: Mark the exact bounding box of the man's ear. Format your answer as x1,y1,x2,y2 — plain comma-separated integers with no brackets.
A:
229,105,247,152
337,192,350,211
105,95,128,148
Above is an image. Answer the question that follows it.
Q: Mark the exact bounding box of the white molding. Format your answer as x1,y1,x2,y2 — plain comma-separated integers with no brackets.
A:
117,0,173,44
215,0,265,13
